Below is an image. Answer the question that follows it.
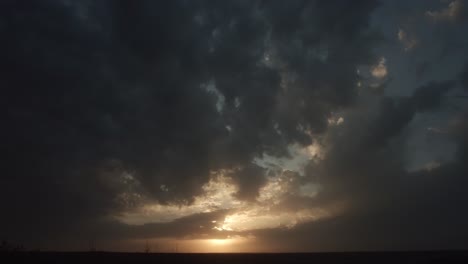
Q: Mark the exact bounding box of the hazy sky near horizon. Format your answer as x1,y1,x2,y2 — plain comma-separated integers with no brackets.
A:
1,0,468,252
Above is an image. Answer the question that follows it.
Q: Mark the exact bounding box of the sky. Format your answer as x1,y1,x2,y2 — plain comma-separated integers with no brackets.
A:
1,0,468,253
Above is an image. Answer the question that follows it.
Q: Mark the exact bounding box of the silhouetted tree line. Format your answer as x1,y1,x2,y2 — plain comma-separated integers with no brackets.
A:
0,240,26,252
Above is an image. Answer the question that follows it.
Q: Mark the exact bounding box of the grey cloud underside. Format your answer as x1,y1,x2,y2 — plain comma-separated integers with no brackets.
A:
1,0,468,250
1,0,377,221
295,80,468,250
461,62,468,91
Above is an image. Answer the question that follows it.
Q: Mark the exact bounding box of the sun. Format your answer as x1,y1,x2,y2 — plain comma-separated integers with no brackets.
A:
183,236,254,252
208,238,232,246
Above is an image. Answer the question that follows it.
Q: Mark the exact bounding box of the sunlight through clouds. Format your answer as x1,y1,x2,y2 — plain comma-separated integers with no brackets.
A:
116,166,336,233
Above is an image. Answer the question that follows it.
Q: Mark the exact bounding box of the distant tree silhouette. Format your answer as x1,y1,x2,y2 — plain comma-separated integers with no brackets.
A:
89,238,96,252
144,240,150,253
0,240,9,251
0,240,25,252
154,242,159,253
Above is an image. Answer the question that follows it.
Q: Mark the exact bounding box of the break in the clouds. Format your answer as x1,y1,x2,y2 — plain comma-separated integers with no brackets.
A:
426,0,464,22
1,0,468,252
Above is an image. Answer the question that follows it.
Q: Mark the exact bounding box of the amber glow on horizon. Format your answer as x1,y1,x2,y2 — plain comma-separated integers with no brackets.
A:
114,142,344,253
152,236,256,253
198,235,254,252
207,238,233,246
128,237,252,253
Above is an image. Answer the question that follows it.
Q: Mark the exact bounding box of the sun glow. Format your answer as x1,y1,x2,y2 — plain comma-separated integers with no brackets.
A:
203,235,254,250
116,164,344,238
208,238,232,246
187,236,246,252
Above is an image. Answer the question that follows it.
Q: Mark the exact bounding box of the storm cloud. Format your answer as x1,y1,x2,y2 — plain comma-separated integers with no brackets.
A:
1,0,468,252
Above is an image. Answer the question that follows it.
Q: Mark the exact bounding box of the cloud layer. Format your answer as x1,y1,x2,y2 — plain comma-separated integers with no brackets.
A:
1,0,468,252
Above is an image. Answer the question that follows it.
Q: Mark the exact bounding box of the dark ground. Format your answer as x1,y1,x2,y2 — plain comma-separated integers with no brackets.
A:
1,251,468,264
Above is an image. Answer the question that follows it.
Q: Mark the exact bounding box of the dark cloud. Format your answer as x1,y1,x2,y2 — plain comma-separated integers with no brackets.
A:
2,0,467,252
296,79,467,250
0,0,379,242
461,62,468,91
230,165,267,201
94,210,231,241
